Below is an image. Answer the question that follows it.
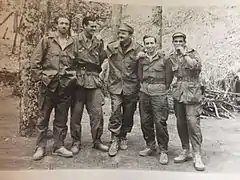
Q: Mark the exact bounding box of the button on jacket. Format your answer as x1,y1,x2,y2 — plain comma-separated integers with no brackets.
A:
106,40,142,95
31,33,77,91
138,50,173,96
169,46,202,104
74,32,106,89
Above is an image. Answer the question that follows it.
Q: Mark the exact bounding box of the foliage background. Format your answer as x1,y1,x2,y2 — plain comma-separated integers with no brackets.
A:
1,1,240,89
1,0,240,134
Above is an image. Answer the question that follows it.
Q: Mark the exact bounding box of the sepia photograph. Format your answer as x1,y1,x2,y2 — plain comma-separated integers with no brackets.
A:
0,0,240,177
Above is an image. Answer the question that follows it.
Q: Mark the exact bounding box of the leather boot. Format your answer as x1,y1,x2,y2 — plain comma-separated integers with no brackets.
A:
71,143,80,155
193,152,205,171
174,149,192,163
94,142,109,152
119,137,128,150
52,146,73,158
159,152,169,165
108,138,119,157
139,147,155,157
33,147,45,161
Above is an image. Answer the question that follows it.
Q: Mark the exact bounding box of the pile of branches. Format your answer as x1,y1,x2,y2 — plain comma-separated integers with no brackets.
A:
201,88,240,119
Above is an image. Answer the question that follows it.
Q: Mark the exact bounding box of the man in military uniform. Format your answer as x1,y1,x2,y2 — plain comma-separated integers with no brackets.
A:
169,32,205,171
70,16,108,154
31,16,77,160
106,23,142,157
137,35,173,165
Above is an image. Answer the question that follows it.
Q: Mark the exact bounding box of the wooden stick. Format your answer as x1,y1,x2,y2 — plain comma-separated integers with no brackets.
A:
220,104,235,118
223,87,229,98
212,102,220,118
0,12,14,26
2,27,8,39
222,101,240,110
206,89,240,96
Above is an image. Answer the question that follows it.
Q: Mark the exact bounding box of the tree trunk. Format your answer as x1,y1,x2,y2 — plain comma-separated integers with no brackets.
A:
111,4,122,41
40,0,51,35
13,11,18,33
19,0,44,137
156,6,163,49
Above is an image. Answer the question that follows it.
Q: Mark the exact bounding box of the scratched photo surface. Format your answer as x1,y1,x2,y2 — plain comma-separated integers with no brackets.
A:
0,0,240,173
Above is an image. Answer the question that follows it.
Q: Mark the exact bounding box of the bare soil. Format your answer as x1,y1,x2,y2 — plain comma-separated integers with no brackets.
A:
0,86,240,173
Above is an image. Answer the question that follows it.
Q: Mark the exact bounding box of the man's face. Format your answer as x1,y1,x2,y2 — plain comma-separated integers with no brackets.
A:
84,21,97,36
118,30,131,43
172,36,186,49
57,17,70,35
144,37,156,53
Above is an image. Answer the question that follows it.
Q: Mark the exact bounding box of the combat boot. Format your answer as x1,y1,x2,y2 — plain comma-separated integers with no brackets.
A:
33,147,45,161
139,147,155,157
119,137,128,150
108,138,119,157
94,142,109,152
174,149,192,163
193,152,205,171
159,152,169,165
52,146,73,158
71,142,80,155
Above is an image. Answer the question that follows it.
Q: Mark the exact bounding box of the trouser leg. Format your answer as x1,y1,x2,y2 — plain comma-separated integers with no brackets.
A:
53,85,72,150
121,93,138,137
174,100,190,150
152,95,169,153
108,94,123,138
185,103,203,153
139,92,155,149
36,85,55,148
70,86,85,146
86,88,104,145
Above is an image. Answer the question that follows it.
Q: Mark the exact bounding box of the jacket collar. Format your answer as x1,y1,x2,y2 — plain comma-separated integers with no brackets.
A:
51,32,73,49
78,31,99,49
113,39,137,54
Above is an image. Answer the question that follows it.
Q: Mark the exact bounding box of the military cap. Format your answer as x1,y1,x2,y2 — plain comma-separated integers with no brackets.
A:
119,23,134,34
172,32,186,39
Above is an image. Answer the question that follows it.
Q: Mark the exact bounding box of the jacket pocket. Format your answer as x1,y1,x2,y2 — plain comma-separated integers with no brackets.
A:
182,83,202,103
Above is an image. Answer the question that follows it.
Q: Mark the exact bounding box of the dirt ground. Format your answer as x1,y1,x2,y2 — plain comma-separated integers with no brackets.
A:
0,86,240,173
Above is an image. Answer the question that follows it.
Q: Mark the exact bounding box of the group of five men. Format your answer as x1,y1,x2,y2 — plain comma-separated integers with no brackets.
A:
30,15,205,171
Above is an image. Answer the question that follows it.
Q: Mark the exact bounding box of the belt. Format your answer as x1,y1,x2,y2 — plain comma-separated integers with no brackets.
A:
143,77,165,84
77,63,101,73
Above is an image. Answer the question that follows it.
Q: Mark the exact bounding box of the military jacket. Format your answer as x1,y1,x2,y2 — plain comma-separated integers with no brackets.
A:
106,40,142,95
138,49,173,96
74,32,106,88
169,46,202,104
31,33,77,91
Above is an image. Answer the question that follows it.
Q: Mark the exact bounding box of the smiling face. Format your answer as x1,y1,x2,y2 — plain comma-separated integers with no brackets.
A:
83,20,97,36
118,30,131,43
144,36,157,54
57,17,70,35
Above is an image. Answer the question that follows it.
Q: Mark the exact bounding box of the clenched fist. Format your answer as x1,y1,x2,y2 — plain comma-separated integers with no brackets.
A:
136,51,146,59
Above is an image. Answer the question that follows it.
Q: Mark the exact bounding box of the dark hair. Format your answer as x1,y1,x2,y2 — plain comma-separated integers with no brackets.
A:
82,16,97,27
54,15,70,24
143,35,157,43
54,15,71,36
